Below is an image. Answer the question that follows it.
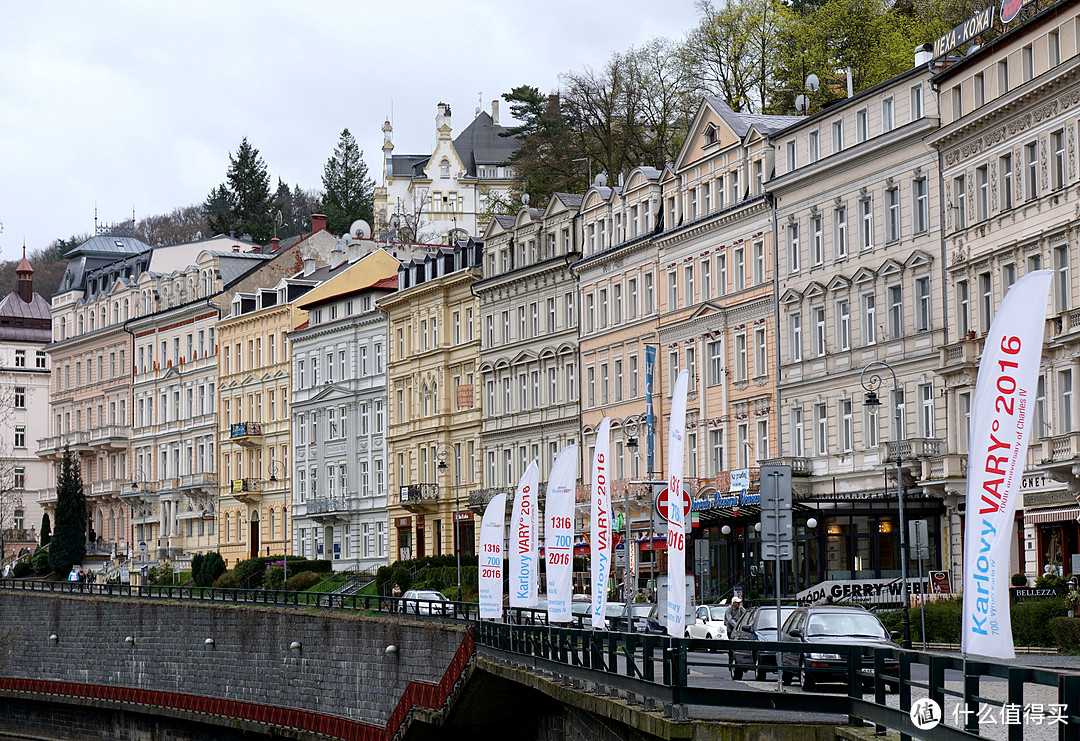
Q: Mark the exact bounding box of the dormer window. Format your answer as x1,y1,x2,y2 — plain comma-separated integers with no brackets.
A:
704,125,717,146
440,159,450,177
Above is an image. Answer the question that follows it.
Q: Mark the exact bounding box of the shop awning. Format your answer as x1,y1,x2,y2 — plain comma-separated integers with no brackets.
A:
1024,507,1080,525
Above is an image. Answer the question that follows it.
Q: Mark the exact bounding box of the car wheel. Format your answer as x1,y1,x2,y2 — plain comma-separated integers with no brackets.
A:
800,659,816,692
887,682,900,694
781,669,794,686
729,652,744,681
753,652,767,682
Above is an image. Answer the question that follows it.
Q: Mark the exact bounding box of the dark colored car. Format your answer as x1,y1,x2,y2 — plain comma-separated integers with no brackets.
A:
608,603,656,632
728,605,798,680
643,604,693,635
778,605,900,692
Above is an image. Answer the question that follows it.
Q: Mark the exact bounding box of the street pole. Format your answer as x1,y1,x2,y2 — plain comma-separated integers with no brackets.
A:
771,469,783,694
455,457,461,596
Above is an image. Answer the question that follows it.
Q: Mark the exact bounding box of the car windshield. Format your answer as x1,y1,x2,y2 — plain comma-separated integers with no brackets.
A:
805,612,887,638
631,604,654,617
757,607,796,629
605,603,626,617
708,606,728,620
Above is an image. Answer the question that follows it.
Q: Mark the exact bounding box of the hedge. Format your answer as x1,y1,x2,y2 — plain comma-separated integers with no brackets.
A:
286,571,322,591
1050,617,1080,653
879,597,1066,646
11,561,32,578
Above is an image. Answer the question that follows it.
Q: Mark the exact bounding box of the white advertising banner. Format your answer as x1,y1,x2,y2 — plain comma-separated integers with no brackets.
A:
545,444,578,623
666,370,689,638
478,492,507,621
591,418,612,630
962,270,1051,659
509,460,540,608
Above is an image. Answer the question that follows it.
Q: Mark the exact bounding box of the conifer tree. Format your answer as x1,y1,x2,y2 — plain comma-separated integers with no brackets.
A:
39,512,50,547
49,449,86,578
203,138,275,243
320,129,374,235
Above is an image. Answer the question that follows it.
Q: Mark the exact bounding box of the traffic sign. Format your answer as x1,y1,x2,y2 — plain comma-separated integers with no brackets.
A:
762,542,794,560
760,465,792,510
760,465,793,562
654,483,692,523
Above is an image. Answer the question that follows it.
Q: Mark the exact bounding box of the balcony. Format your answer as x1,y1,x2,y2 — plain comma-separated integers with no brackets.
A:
882,438,943,461
303,497,359,522
229,477,262,505
939,334,985,373
34,488,56,505
89,478,129,498
229,422,263,448
468,486,513,514
398,483,439,514
36,431,90,460
759,458,810,477
1032,432,1080,490
87,424,130,451
922,453,967,482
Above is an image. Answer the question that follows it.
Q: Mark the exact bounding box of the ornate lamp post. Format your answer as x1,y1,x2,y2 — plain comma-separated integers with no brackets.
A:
268,461,287,590
435,442,461,595
860,361,910,649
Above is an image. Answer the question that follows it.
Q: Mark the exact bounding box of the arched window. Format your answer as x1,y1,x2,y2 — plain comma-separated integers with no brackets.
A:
440,159,450,177
225,513,231,543
123,298,129,321
270,508,276,541
79,314,85,333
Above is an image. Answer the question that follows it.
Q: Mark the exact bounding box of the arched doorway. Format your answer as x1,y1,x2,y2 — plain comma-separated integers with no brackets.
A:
249,509,260,559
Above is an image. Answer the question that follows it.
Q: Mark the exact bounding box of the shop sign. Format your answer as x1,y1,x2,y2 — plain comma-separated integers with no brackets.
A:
797,577,919,604
1000,0,1036,24
1012,587,1059,597
932,7,995,59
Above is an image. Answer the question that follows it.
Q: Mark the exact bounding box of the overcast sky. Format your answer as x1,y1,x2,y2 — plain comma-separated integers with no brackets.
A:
0,1,702,256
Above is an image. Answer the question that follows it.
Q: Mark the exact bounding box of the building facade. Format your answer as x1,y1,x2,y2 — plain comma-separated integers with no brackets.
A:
383,240,483,564
0,254,51,557
931,0,1080,583
374,102,518,245
474,194,582,512
771,63,947,598
288,248,398,571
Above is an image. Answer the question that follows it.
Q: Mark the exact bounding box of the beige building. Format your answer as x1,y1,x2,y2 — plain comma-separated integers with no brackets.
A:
931,0,1080,582
474,194,582,510
771,62,946,598
656,98,795,599
382,239,483,563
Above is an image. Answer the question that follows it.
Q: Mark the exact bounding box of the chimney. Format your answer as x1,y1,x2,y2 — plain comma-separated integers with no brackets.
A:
15,246,33,303
311,214,327,234
303,257,316,276
491,99,499,125
271,237,281,252
349,240,363,264
331,240,347,269
436,102,451,131
914,43,933,68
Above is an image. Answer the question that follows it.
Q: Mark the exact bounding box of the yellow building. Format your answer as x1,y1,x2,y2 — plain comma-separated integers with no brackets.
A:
382,240,483,563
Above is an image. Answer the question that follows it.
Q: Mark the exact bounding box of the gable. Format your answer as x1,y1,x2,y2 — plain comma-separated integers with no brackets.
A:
804,281,825,299
780,288,802,305
674,99,741,171
879,259,903,277
826,274,851,292
905,249,933,271
852,267,877,284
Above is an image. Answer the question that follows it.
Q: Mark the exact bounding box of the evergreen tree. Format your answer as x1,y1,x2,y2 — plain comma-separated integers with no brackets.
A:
49,449,86,578
39,512,50,547
320,129,374,235
202,138,275,243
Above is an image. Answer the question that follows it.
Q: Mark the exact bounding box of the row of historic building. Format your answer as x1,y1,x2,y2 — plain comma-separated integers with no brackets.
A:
7,1,1080,598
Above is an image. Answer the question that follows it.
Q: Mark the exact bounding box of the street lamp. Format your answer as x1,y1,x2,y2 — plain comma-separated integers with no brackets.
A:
435,442,461,595
268,461,288,590
623,416,641,617
860,360,911,649
129,469,152,567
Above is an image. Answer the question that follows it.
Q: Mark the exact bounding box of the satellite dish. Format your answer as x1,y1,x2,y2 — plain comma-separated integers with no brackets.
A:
595,173,608,187
795,95,809,113
805,74,820,92
521,193,530,206
350,219,371,239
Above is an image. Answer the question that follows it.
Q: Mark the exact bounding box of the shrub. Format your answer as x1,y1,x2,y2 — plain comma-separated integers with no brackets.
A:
1012,573,1028,586
146,565,176,585
263,566,284,590
214,571,239,589
233,557,269,588
195,552,226,587
390,566,412,593
1013,598,1066,646
286,571,321,591
1051,617,1080,653
11,561,32,578
1035,573,1065,591
31,549,50,574
881,597,1064,646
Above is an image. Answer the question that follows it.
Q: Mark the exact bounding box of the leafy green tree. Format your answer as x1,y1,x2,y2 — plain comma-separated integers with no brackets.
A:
203,138,275,243
49,449,86,578
320,129,375,235
39,512,50,547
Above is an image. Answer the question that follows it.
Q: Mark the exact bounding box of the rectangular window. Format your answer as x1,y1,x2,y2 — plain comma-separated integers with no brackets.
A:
1056,245,1070,312
735,334,747,381
812,215,823,266
666,272,677,311
788,223,800,273
910,84,923,120
734,247,745,289
952,85,963,118
998,59,1009,95
835,206,847,258
840,399,853,452
813,306,826,356
710,429,724,474
754,327,767,375
737,424,749,468
980,272,993,331
814,403,827,456
808,131,819,163
863,293,876,346
790,408,804,457
644,273,654,314
976,166,988,221
547,298,556,332
1022,43,1034,82
629,354,638,397
14,425,25,448
613,284,622,323
13,386,25,409
1026,141,1039,200
832,119,844,152
886,187,900,242
627,279,638,319
790,313,802,362
919,383,934,437
865,404,879,449
974,72,985,107
1062,370,1074,432
708,340,723,386
787,140,797,170
683,264,694,306
856,109,868,143
836,299,850,350
1001,154,1013,209
701,260,711,299
954,175,966,229
1052,129,1066,190
753,241,765,285
957,280,970,335
1050,29,1060,66
1035,377,1046,440
916,276,931,331
889,285,903,338
859,198,873,250
881,97,894,132
717,254,727,296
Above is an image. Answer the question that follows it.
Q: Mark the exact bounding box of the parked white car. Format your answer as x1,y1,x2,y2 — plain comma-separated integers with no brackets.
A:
686,604,729,641
401,589,449,615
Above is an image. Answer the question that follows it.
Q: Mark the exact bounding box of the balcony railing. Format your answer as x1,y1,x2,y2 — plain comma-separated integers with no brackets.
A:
883,438,943,461
36,431,90,457
89,478,129,497
35,488,56,504
469,486,514,510
87,425,130,448
304,497,358,515
398,484,438,504
232,478,262,493
759,458,810,477
230,422,262,438
178,473,216,490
